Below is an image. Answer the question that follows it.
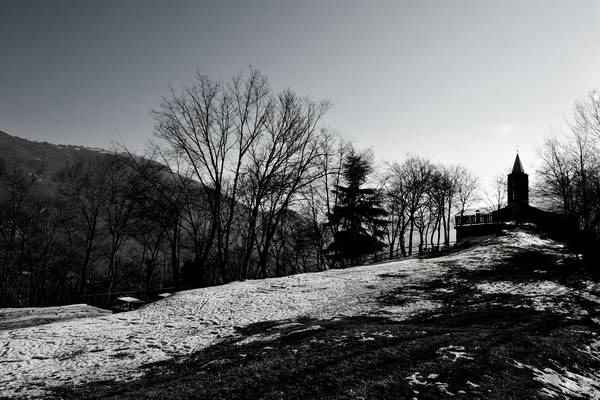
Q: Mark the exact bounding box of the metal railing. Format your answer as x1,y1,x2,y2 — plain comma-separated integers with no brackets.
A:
364,241,456,265
455,212,497,226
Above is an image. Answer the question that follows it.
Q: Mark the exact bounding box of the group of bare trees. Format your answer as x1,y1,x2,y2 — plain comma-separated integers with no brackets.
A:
5,72,597,308
0,69,482,307
384,157,478,257
0,70,351,307
0,160,53,307
151,69,338,283
536,91,600,257
0,155,139,307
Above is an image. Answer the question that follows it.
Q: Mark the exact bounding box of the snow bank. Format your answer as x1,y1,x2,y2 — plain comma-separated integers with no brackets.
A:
476,280,571,297
475,279,592,316
517,361,600,398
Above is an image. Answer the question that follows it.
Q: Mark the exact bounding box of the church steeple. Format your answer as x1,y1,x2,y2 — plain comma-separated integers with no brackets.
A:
507,153,528,206
512,153,525,174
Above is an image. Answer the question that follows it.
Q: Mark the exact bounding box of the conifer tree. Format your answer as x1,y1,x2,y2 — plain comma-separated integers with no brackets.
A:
326,152,387,266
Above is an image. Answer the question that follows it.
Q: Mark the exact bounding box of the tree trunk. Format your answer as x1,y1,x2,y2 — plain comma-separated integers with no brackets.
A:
170,232,179,289
79,234,94,296
408,217,415,256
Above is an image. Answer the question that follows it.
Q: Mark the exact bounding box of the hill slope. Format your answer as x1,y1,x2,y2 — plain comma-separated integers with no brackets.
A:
0,130,109,179
3,229,600,398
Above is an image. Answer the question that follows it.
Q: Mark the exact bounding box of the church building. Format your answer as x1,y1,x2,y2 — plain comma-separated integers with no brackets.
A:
455,154,576,241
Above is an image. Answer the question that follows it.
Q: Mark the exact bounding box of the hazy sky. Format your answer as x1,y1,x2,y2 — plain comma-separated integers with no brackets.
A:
1,0,599,184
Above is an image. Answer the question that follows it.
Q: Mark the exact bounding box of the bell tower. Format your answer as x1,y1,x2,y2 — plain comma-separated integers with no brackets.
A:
507,154,528,206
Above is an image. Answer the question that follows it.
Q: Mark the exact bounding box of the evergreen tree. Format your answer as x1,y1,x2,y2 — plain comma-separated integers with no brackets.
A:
326,152,388,266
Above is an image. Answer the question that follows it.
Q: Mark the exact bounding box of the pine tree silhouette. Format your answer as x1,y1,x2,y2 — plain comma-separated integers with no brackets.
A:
326,152,388,267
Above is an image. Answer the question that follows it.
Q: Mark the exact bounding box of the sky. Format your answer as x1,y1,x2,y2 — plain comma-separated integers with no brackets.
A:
1,0,599,185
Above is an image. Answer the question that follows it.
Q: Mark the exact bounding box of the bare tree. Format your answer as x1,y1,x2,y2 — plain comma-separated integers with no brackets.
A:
535,91,600,262
385,162,412,257
58,158,106,295
535,137,577,214
301,133,351,270
0,161,39,305
572,91,600,141
455,167,479,217
427,167,447,249
484,174,507,212
102,154,139,297
153,69,274,283
239,89,330,278
403,156,432,255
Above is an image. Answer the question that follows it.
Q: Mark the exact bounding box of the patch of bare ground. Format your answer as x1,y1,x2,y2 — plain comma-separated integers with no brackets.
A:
53,311,598,399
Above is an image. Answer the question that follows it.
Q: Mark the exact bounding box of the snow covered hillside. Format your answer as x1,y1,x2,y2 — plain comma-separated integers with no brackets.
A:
2,229,600,398
0,252,446,398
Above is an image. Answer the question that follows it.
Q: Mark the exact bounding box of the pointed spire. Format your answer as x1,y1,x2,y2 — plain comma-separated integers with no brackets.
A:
512,153,525,174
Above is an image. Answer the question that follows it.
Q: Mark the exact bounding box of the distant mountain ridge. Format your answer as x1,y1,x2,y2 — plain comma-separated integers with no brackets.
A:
0,130,112,178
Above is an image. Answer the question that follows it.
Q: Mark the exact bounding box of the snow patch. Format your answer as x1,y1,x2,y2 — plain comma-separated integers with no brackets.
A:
406,372,428,386
476,280,581,314
437,345,474,362
519,362,600,398
381,300,442,321
476,281,570,297
405,371,455,396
